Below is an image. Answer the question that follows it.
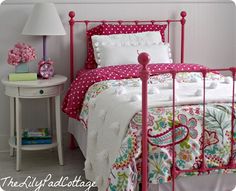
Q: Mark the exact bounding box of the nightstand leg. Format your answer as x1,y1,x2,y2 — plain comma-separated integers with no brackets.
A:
47,98,54,152
15,98,22,171
10,97,15,157
55,95,64,165
47,98,54,132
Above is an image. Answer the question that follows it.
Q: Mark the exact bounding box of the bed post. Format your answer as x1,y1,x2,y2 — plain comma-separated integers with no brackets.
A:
229,67,236,167
200,69,207,171
138,52,150,191
171,70,177,191
180,11,187,63
69,11,75,83
69,11,77,150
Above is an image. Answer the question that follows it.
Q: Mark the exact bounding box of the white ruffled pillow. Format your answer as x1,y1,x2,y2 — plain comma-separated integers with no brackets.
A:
92,31,162,48
91,32,172,67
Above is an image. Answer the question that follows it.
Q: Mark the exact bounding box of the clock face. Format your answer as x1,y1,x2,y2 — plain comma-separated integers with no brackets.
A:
39,62,54,79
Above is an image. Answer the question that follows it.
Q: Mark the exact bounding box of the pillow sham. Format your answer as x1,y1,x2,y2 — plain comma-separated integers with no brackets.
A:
85,24,167,69
100,24,167,42
92,31,163,63
93,41,172,67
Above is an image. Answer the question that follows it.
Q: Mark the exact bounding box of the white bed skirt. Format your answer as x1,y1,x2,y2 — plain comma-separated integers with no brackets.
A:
68,118,87,157
149,173,236,191
68,118,236,191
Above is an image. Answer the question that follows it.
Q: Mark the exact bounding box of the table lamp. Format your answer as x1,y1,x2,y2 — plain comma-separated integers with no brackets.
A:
22,2,66,79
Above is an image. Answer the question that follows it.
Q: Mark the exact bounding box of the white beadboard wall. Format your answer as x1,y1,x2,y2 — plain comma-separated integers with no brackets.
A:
0,0,235,152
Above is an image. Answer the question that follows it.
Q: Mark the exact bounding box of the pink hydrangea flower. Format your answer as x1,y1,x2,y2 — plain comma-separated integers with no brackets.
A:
7,43,36,66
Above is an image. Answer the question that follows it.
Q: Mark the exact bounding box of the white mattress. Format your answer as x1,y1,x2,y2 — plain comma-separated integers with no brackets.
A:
68,118,236,191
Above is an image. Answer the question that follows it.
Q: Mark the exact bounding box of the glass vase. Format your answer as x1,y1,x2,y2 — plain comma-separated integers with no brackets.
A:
15,63,29,73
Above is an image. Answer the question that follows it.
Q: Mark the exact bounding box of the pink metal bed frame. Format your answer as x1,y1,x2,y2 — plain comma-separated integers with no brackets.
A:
69,10,187,77
68,10,236,191
138,53,236,191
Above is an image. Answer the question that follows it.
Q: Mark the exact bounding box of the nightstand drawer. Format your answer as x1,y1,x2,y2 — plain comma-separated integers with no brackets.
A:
19,85,63,97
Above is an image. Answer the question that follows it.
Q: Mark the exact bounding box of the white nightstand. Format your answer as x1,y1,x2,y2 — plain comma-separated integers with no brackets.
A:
1,75,67,171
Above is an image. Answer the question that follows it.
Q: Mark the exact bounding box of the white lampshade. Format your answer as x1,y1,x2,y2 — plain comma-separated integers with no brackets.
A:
22,3,66,36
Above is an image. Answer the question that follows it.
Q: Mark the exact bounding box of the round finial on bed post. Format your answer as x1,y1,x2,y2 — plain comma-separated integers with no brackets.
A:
180,11,187,63
138,52,150,68
69,11,75,26
181,11,187,18
180,11,187,24
69,11,75,27
69,11,75,19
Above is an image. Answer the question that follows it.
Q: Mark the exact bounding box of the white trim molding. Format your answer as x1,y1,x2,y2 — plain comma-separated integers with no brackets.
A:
3,0,234,4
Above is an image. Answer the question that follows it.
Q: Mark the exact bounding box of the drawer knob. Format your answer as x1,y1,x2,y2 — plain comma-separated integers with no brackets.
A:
39,90,44,94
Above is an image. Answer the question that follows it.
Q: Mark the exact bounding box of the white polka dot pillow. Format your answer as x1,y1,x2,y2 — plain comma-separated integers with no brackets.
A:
92,31,162,47
85,24,167,69
92,34,172,67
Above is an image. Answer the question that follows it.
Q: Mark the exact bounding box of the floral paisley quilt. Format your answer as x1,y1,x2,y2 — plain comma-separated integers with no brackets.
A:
62,64,236,191
107,103,236,191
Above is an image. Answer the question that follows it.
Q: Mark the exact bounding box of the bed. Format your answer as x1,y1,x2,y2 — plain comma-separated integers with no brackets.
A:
62,11,236,191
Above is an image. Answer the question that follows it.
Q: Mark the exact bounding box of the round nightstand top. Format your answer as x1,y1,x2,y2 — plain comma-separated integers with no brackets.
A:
1,75,67,88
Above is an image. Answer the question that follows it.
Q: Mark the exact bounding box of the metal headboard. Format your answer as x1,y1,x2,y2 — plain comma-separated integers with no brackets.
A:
68,11,187,83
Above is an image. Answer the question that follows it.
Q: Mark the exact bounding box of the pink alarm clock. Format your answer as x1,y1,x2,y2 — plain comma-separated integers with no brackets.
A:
38,60,54,79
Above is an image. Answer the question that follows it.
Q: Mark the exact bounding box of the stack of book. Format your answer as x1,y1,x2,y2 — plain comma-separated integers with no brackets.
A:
9,73,37,81
21,128,52,145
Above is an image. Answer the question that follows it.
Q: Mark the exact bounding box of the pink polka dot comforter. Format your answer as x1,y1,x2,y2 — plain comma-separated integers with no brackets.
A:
62,63,205,121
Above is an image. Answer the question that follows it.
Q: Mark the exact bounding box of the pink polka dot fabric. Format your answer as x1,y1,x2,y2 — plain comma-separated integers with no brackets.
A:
85,24,167,69
62,63,206,121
